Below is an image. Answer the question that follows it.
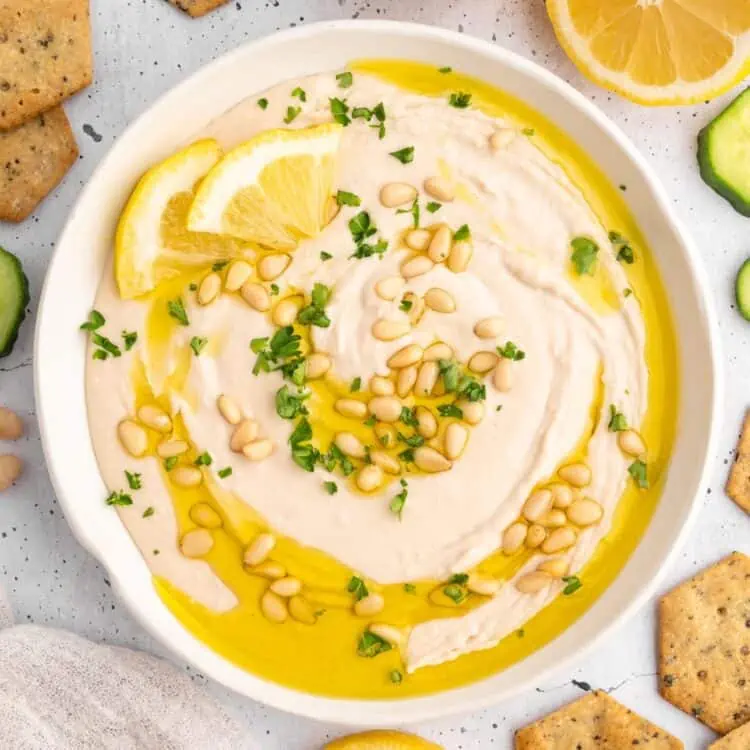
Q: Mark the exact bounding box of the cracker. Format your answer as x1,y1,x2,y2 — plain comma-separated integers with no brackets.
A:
0,106,78,222
0,0,93,131
659,552,750,734
167,0,229,18
726,411,750,513
709,721,750,749
514,690,683,748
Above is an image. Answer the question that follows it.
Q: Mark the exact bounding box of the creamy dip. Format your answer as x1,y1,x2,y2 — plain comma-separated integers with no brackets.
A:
84,60,678,697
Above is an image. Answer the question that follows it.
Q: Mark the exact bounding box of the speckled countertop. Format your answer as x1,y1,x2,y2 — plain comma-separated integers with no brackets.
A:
0,1,747,748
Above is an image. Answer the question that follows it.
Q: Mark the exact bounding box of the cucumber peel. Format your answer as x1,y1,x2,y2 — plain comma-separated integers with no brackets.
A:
736,259,750,321
698,87,750,217
0,246,30,357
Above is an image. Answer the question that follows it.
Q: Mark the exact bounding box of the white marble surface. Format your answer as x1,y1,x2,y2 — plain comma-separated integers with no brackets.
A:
0,1,748,748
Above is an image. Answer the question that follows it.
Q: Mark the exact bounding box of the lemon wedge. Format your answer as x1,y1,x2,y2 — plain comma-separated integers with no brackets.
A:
323,730,442,750
547,0,750,105
187,123,342,249
115,139,255,299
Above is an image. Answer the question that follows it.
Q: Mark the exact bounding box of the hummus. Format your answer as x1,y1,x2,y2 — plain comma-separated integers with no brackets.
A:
84,60,678,697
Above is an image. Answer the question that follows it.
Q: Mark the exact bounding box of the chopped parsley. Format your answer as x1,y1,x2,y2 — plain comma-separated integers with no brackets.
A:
403,583,417,594
389,146,415,164
190,336,207,356
351,101,386,138
250,326,303,379
347,576,369,601
122,330,138,350
610,230,635,264
320,251,333,261
497,341,526,361
357,631,392,658
218,467,233,479
106,490,133,507
389,670,403,685
163,456,178,471
628,459,649,489
257,97,269,109
289,417,319,472
291,86,306,102
325,442,354,477
522,127,535,136
608,405,628,432
90,333,121,360
297,282,331,328
396,197,420,228
80,310,105,332
389,479,408,519
167,298,189,326
441,364,487,402
439,360,460,392
348,211,388,259
449,91,472,108
269,283,280,296
275,384,310,420
570,236,599,276
426,201,442,213
142,506,155,518
437,403,463,419
399,298,413,312
364,415,376,427
443,583,468,604
125,471,141,490
336,71,353,88
350,377,362,392
562,575,582,595
438,66,452,73
336,189,361,207
284,105,301,124
449,573,469,584
323,480,338,495
399,407,419,428
624,288,633,298
329,97,350,126
454,224,471,241
194,452,212,467
212,260,228,272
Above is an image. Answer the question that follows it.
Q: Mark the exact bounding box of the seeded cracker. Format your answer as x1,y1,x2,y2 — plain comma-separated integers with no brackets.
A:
709,720,750,749
726,411,750,513
514,690,683,748
167,0,229,17
0,106,78,222
659,552,750,734
0,0,92,132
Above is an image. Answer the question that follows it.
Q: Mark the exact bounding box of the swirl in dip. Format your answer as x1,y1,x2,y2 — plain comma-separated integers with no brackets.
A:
84,61,678,698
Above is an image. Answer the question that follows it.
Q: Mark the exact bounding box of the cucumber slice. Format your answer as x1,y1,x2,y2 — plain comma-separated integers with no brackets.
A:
737,258,750,321
0,247,30,358
698,87,750,217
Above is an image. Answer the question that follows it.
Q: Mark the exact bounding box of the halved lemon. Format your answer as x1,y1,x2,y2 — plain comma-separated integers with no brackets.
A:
187,123,342,249
323,730,442,750
115,139,255,299
547,0,750,105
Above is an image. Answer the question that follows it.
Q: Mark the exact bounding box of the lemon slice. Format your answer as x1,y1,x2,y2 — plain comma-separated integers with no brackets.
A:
324,730,442,750
115,139,255,299
187,123,342,249
547,0,750,104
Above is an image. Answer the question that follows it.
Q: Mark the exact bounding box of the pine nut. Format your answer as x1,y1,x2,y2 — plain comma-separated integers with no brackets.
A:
549,483,574,509
180,529,213,558
542,527,577,554
474,316,504,339
380,182,418,208
356,464,384,492
402,292,425,325
539,509,567,528
493,358,513,391
447,240,473,273
261,590,288,623
467,575,502,596
456,399,484,425
515,571,552,594
368,623,404,647
374,423,397,448
372,319,411,342
424,287,456,313
618,429,646,457
427,225,453,263
396,365,418,397
137,404,172,433
272,297,302,327
171,466,203,488
537,558,569,578
424,176,455,202
558,463,591,488
567,498,603,527
251,560,287,579
189,502,222,529
405,228,431,251
242,438,274,461
468,351,498,374
423,342,453,361
230,419,259,452
370,450,401,474
0,455,22,492
258,253,291,281
289,595,317,625
305,353,331,380
414,446,452,473
354,592,385,617
335,399,367,419
156,440,188,458
370,376,395,396
489,129,515,151
525,524,547,548
400,255,434,279
224,260,252,291
443,422,469,460
240,282,271,311
198,272,221,305
335,432,366,459
415,361,439,396
244,533,276,566
0,408,22,440
522,489,553,522
368,396,402,423
415,406,438,439
270,576,302,597
117,420,148,457
388,344,423,369
502,522,528,554
217,394,242,425
325,195,340,224
374,276,405,301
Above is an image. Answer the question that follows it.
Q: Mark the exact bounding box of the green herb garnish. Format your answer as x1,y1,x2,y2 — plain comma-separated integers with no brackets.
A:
336,71,353,88
454,224,471,241
257,98,269,109
284,106,301,124
350,377,362,392
320,251,333,261
297,282,331,328
438,66,452,73
399,298,413,312
106,491,133,507
449,91,472,108
389,146,414,164
336,189,361,207
389,479,408,519
125,471,141,490
426,201,442,213
190,336,207,356
438,403,463,419
194,452,212,466
608,405,628,432
609,231,635,264
357,631,392,658
142,506,155,518
628,459,649,489
443,583,467,604
404,583,417,594
389,670,403,684
348,576,369,601
497,341,525,361
571,236,599,276
291,86,306,102
330,97,350,126
562,575,582,595
80,310,105,331
218,467,233,479
323,480,338,495
163,456,178,472
348,211,388,259
122,330,138,350
167,298,189,326
276,384,310,419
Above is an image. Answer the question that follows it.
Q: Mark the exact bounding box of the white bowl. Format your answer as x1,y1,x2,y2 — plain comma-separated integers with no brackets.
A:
35,20,721,726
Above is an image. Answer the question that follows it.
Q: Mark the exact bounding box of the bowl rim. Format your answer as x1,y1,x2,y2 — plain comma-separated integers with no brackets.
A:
34,18,722,726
